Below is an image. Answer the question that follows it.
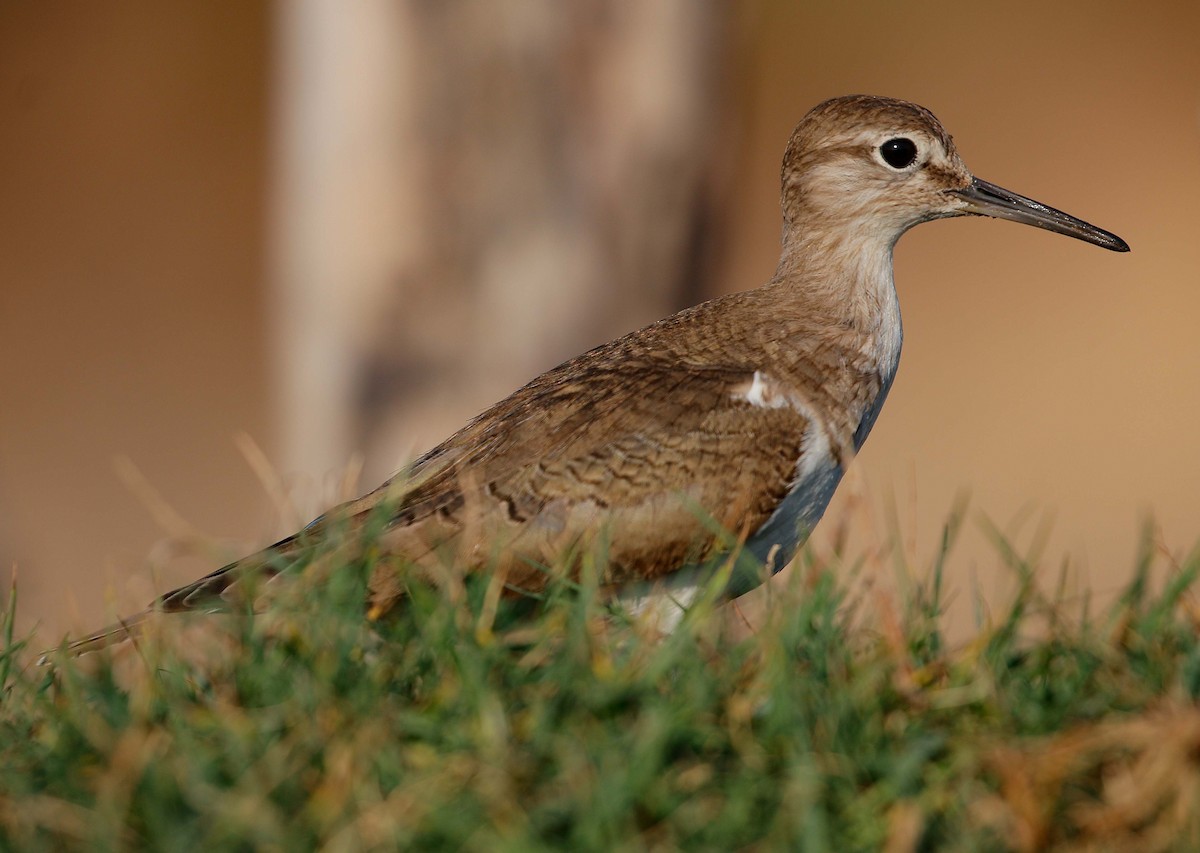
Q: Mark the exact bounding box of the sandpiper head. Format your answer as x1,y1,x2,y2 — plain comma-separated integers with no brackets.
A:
781,95,1128,252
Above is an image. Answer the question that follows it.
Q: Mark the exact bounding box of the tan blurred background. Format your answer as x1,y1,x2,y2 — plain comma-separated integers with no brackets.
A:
2,1,1198,643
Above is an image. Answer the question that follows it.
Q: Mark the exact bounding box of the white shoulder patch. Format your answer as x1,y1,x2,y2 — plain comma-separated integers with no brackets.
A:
733,370,791,410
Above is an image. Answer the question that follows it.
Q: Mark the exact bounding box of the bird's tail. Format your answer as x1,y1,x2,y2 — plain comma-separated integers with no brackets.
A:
40,483,415,663
44,609,154,661
39,531,309,663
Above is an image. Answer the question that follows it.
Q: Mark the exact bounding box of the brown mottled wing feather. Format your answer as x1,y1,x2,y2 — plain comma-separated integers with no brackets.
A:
367,354,813,605
59,351,811,655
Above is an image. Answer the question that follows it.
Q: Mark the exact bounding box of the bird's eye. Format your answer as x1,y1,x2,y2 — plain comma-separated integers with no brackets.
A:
879,138,918,170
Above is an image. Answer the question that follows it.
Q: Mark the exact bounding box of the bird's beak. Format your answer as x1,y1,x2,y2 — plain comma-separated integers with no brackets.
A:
952,177,1129,252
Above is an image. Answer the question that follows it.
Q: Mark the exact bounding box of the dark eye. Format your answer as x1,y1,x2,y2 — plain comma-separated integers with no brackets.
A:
879,138,918,169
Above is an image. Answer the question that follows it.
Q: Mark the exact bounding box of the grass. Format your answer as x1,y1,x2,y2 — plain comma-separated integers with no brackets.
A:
3,513,1200,851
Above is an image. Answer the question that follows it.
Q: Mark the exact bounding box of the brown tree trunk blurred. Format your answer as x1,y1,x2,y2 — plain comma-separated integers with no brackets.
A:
271,2,733,504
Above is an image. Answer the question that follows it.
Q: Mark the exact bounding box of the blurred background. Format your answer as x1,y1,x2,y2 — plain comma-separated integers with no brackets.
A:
2,1,1198,643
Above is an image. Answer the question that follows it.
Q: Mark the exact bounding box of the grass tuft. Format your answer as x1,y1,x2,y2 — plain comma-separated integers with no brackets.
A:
4,521,1200,850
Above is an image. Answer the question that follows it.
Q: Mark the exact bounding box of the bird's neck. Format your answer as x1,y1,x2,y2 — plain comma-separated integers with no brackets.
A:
760,223,904,453
771,223,903,376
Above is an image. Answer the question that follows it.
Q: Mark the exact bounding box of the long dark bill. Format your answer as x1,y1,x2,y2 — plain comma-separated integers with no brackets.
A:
954,177,1129,252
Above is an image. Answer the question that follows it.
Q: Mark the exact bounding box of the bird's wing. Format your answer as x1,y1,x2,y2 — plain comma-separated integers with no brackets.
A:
58,353,823,656
366,353,825,601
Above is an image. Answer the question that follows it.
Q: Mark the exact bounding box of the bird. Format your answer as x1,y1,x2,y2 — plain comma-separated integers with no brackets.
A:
57,94,1129,656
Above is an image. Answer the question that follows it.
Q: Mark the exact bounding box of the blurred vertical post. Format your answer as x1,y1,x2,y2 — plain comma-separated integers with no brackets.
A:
269,0,415,505
269,2,730,507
